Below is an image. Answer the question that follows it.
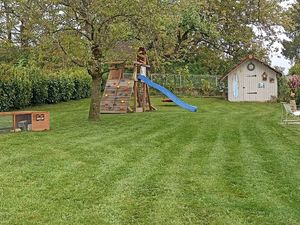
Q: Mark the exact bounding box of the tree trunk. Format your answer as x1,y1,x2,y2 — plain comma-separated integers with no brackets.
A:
20,19,28,48
88,75,102,121
3,1,13,42
88,43,102,121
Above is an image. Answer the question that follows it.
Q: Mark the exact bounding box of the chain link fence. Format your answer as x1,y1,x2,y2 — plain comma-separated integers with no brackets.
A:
123,72,225,96
149,74,223,96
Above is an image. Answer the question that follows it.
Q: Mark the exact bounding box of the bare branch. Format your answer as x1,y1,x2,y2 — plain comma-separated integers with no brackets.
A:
52,27,92,41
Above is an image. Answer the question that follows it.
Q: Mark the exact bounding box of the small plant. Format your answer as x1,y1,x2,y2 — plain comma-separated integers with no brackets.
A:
200,79,214,96
288,75,300,111
288,75,300,92
278,76,291,102
176,66,193,95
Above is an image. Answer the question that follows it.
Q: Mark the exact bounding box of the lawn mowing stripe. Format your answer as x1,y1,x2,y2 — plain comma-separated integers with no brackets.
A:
238,123,296,224
172,127,245,225
238,118,300,224
103,112,206,223
254,122,300,208
50,112,190,223
91,118,197,224
153,116,247,225
221,121,250,199
123,121,208,225
197,118,250,225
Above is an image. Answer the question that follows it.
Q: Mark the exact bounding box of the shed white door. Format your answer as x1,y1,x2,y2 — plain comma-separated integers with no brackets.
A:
243,74,258,101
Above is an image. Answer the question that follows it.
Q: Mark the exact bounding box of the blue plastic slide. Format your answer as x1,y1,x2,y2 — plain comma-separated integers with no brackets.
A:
138,75,197,112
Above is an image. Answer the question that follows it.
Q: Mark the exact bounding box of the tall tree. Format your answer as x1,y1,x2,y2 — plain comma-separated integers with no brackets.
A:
0,0,43,64
148,0,287,74
33,0,170,120
282,0,300,63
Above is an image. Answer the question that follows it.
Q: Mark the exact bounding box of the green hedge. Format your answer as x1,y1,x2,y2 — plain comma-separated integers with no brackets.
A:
0,66,91,111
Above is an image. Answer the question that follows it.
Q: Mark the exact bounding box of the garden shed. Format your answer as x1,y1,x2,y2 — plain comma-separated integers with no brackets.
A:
221,55,282,102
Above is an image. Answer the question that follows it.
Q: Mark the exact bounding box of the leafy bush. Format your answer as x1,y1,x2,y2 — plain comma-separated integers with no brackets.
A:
47,76,63,104
161,74,177,92
47,73,75,103
176,66,194,94
46,70,91,103
278,76,291,102
0,66,91,111
288,75,300,90
288,75,300,105
200,79,215,96
0,66,32,110
10,69,32,109
287,75,300,104
31,73,49,105
71,69,92,100
0,77,14,111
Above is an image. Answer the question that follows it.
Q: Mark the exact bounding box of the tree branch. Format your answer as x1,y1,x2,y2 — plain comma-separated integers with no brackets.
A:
57,39,85,67
53,26,92,41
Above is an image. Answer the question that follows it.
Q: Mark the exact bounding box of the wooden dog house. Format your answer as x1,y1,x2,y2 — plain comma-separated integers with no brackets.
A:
0,111,50,132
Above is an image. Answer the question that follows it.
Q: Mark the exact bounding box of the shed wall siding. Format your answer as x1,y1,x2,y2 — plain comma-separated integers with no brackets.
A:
228,60,278,102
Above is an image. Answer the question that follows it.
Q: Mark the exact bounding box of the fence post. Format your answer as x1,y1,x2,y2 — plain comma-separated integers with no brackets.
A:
180,75,182,89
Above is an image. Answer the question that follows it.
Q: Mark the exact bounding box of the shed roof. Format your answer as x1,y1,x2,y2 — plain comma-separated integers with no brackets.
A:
220,55,283,81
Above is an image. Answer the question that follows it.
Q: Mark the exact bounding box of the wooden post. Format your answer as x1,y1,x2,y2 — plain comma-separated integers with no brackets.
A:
133,81,137,111
136,82,140,107
145,84,152,111
142,83,146,112
133,64,138,81
12,114,15,132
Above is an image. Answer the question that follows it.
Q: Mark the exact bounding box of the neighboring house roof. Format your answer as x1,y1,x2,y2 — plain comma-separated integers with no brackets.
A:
220,55,283,81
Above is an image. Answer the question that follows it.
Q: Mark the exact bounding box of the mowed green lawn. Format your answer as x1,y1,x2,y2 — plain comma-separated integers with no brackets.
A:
0,97,299,225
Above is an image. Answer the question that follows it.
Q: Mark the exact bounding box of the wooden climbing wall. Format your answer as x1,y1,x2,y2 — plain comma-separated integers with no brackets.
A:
100,78,134,113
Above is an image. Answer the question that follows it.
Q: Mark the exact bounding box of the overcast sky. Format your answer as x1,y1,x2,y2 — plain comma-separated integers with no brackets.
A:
270,0,296,75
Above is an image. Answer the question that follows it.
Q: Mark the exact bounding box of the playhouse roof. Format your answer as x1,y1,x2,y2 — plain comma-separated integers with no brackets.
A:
220,55,283,81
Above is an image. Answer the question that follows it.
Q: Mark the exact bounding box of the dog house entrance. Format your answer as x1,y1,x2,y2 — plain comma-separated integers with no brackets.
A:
15,113,32,131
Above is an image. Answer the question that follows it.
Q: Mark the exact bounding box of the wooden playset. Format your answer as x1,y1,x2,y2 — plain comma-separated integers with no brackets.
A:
100,48,197,113
0,111,50,132
100,54,156,114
